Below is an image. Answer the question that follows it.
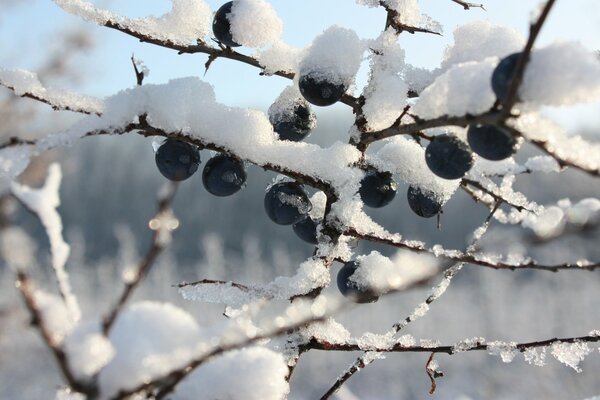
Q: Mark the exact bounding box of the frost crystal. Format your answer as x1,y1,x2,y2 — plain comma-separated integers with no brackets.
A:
487,341,518,363
551,341,593,372
523,347,547,367
453,337,486,353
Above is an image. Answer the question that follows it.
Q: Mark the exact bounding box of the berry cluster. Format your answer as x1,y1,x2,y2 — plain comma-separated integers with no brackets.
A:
154,7,524,303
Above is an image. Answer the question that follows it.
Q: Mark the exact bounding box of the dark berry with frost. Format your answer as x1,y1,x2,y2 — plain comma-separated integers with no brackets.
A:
202,154,247,196
292,216,319,244
407,186,443,218
264,182,312,225
155,139,200,181
337,261,379,304
425,134,474,180
212,1,241,47
467,124,518,161
270,103,315,142
298,73,345,107
491,52,522,102
359,171,397,208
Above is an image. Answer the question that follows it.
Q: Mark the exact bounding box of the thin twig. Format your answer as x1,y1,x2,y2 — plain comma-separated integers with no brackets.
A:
450,0,486,10
102,182,178,335
499,0,556,119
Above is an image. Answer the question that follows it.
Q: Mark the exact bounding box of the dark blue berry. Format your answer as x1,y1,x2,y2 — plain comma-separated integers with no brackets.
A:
212,2,241,47
337,261,379,304
155,139,200,181
491,52,522,102
202,154,246,196
467,124,518,161
359,171,397,208
298,73,345,107
407,186,442,218
264,182,312,225
425,134,474,180
270,103,315,142
292,216,319,244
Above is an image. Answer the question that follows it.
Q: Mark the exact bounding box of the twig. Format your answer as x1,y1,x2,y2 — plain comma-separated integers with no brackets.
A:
499,0,556,119
346,227,600,272
425,353,442,394
102,182,178,335
450,0,486,10
130,54,145,86
0,83,100,115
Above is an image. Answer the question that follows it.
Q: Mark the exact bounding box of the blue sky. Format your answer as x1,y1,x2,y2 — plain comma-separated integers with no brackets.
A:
1,0,599,130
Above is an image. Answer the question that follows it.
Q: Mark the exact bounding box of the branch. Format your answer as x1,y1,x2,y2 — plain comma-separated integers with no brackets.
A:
305,332,600,354
346,227,600,272
0,69,103,115
15,271,95,396
111,312,331,400
102,182,178,335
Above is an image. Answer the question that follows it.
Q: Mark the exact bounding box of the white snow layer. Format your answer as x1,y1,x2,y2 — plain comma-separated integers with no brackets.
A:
299,26,365,87
551,341,593,373
412,58,497,119
11,164,80,321
229,0,283,48
174,347,289,400
362,29,408,131
349,250,438,294
441,20,525,71
98,301,202,397
63,322,115,378
521,41,600,106
0,68,104,114
53,0,212,45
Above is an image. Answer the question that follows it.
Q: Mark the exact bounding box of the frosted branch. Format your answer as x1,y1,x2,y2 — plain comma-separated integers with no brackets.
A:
11,164,81,321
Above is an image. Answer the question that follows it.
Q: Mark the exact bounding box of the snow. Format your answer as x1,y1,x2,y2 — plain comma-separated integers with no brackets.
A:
298,318,351,345
512,113,600,173
0,145,34,194
299,26,365,87
99,301,202,397
523,347,547,367
32,290,75,344
522,206,565,239
413,58,497,119
0,68,104,115
11,164,80,322
54,0,212,45
229,0,283,48
522,42,600,106
371,136,460,203
550,341,593,373
0,227,36,271
181,257,330,305
174,347,290,400
63,322,114,378
441,21,525,71
255,41,305,75
453,337,485,353
348,250,438,294
362,29,408,131
487,341,518,363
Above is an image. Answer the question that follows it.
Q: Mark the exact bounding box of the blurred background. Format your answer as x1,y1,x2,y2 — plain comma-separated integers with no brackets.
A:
0,0,599,399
